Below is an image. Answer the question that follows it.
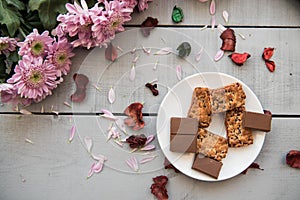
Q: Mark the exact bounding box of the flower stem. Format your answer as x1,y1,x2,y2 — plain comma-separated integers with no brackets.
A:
18,28,27,39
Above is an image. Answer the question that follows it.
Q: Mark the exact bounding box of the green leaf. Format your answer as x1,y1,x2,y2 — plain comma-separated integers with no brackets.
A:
6,0,25,10
29,0,68,30
0,0,21,36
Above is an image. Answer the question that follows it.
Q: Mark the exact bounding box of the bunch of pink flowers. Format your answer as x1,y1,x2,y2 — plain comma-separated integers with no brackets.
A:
0,29,74,105
55,0,153,49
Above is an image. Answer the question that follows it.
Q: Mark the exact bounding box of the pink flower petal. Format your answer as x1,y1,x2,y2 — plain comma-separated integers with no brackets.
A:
84,136,93,153
153,60,159,70
139,155,157,164
80,0,88,11
126,156,139,172
222,10,229,23
25,138,34,144
105,43,118,61
132,56,139,63
238,32,246,40
145,135,155,146
93,160,104,173
69,125,76,143
129,65,136,81
214,49,224,61
100,114,117,121
176,65,182,81
210,0,216,15
154,47,172,55
114,140,124,147
140,144,156,151
211,15,216,30
20,109,32,115
63,101,72,108
142,46,151,55
102,109,114,116
195,47,204,62
87,166,94,179
217,24,226,33
131,47,136,54
108,87,115,104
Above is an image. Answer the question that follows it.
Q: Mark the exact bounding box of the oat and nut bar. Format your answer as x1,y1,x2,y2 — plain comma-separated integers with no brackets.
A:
197,128,228,161
187,87,212,127
210,82,246,113
225,106,253,147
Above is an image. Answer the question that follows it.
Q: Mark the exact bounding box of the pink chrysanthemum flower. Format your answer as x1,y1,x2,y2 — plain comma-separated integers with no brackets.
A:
0,37,18,56
0,84,33,106
7,55,58,102
48,38,75,76
138,0,153,12
18,29,54,57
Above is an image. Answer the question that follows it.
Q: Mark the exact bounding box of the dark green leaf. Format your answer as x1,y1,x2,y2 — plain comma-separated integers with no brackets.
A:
177,42,191,58
6,0,25,10
0,0,21,36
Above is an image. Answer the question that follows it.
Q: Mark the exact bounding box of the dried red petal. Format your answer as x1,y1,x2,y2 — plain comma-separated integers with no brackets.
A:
145,83,159,96
263,110,272,116
262,47,274,61
286,150,300,169
70,74,89,103
105,43,118,61
220,28,236,52
241,162,264,174
265,60,275,72
126,134,147,149
141,17,159,37
228,52,251,66
164,158,180,173
151,175,169,200
124,102,145,130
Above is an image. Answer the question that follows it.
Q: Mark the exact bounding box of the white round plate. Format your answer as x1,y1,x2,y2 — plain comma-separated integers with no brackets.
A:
156,72,265,181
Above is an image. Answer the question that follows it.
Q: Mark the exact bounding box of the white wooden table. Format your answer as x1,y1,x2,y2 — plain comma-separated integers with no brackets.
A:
1,1,300,199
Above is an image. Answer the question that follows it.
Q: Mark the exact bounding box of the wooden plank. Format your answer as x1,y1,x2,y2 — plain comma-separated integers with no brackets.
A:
1,27,298,114
127,0,300,27
0,115,299,199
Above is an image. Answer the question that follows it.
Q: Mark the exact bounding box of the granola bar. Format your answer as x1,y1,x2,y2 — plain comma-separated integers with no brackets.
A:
197,128,228,161
187,87,212,127
210,82,246,113
225,106,253,147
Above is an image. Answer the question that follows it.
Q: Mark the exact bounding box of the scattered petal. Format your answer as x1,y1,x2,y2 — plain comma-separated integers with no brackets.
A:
116,118,127,133
145,135,155,146
211,15,216,30
105,43,118,61
126,156,139,172
130,148,138,153
126,134,147,149
69,125,76,143
117,46,124,52
63,101,72,108
210,0,216,15
108,87,116,104
153,60,159,70
195,47,204,62
176,65,182,80
100,114,117,121
151,176,169,200
220,28,236,52
40,105,44,113
140,144,156,151
93,84,101,92
164,158,180,173
238,32,246,40
154,47,173,55
145,82,159,96
142,46,151,55
217,24,226,33
51,110,59,115
200,25,208,31
241,162,264,174
84,136,93,153
71,74,89,103
214,49,224,61
172,6,184,23
139,155,157,164
286,150,300,169
228,52,251,66
25,138,34,144
129,65,136,81
87,159,106,179
114,140,124,147
131,47,136,54
141,17,159,37
20,109,32,115
132,56,139,63
265,60,276,72
107,126,120,140
264,110,272,116
222,10,229,23
262,47,275,61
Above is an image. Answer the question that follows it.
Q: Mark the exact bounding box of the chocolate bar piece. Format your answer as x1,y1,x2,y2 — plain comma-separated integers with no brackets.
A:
192,154,223,179
170,117,198,153
242,111,272,132
187,87,212,127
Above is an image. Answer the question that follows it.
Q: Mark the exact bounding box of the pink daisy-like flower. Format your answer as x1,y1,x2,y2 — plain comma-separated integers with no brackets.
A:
18,29,54,57
7,55,59,102
0,85,33,106
48,38,75,76
0,37,18,56
138,0,153,12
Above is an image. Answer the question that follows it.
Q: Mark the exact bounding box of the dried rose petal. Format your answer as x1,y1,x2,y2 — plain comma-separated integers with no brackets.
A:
105,43,118,61
126,134,147,148
141,17,159,37
265,60,275,72
71,74,89,103
145,83,159,96
151,175,169,200
263,110,272,116
262,47,275,61
124,102,145,130
220,28,236,52
241,162,264,174
286,150,300,169
228,52,251,66
164,158,180,173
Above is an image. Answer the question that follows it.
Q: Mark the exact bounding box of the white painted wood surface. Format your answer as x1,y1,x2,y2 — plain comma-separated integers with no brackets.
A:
1,0,300,200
